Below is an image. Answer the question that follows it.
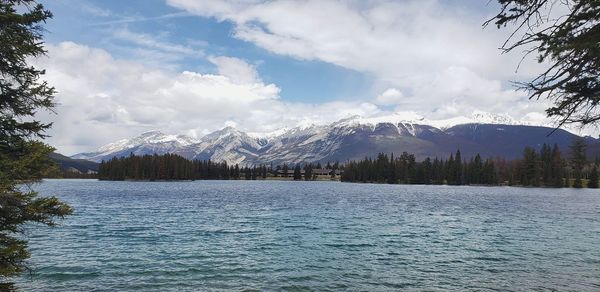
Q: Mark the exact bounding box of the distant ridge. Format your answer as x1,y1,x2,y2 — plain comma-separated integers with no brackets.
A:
50,152,99,173
72,114,600,166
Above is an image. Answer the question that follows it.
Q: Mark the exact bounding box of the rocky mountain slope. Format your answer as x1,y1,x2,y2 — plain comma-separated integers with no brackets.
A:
72,115,599,165
50,152,99,173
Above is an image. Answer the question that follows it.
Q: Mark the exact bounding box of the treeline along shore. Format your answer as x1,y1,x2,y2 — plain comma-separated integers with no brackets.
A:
342,139,599,188
97,153,341,181
97,139,599,188
99,154,267,181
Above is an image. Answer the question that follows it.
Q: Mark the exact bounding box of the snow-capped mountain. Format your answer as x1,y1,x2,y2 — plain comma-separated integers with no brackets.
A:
72,130,200,162
175,127,265,165
73,114,598,165
333,111,536,130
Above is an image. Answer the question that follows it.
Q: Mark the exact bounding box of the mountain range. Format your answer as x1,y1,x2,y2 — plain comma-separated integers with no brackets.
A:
72,114,600,165
49,152,99,173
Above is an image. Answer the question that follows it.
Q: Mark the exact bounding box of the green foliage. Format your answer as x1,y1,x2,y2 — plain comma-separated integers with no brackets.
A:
47,152,98,175
282,163,289,177
550,144,565,187
588,166,599,188
293,165,302,180
489,1,600,127
1,0,55,139
521,146,541,186
98,153,272,181
303,164,313,181
570,137,587,188
341,142,595,189
0,0,72,278
341,150,497,186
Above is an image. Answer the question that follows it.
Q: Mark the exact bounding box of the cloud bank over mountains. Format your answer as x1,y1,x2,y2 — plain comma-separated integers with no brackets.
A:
37,42,380,154
36,0,594,155
165,0,549,114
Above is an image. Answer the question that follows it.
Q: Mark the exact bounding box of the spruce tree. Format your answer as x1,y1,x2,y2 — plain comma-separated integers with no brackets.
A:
431,158,441,184
0,0,73,277
446,154,455,185
234,164,240,179
421,157,432,184
570,138,587,188
540,144,552,186
588,167,599,189
244,167,251,180
387,153,396,184
293,165,302,180
521,147,540,186
454,150,463,185
304,164,313,181
550,144,564,188
471,154,483,184
251,166,257,180
483,159,497,185
282,163,289,178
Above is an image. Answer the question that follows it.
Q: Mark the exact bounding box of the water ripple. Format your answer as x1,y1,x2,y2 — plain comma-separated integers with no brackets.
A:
14,180,600,291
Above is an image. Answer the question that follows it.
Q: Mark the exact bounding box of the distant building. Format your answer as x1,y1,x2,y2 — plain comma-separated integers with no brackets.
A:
274,168,342,178
65,167,81,174
312,169,331,176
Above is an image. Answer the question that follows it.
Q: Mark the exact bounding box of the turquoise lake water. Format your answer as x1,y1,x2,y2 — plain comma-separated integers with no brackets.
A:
14,179,600,291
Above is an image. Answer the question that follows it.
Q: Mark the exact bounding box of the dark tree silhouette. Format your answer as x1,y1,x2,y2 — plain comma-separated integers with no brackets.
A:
0,0,72,278
588,166,599,188
570,137,587,188
488,1,600,128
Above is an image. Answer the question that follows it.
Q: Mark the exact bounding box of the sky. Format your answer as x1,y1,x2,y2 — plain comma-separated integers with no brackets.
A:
33,0,586,155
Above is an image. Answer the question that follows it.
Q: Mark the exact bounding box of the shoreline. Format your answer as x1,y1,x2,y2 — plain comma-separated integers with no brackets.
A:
43,177,595,189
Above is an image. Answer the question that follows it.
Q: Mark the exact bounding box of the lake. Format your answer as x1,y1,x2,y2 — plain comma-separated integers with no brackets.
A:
15,179,600,291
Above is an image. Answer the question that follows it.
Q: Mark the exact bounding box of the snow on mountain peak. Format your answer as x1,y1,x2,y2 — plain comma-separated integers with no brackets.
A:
334,112,426,127
97,139,130,153
139,130,164,136
95,130,199,154
247,111,534,140
203,126,244,141
74,110,548,164
470,110,525,125
424,111,538,129
133,131,198,145
247,127,291,141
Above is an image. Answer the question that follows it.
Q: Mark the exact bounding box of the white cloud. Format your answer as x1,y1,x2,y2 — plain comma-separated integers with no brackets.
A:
107,28,206,70
208,56,260,84
35,2,594,154
166,0,551,120
92,12,192,26
36,42,380,154
113,28,204,58
399,66,540,118
80,2,113,17
37,42,591,155
375,88,404,105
